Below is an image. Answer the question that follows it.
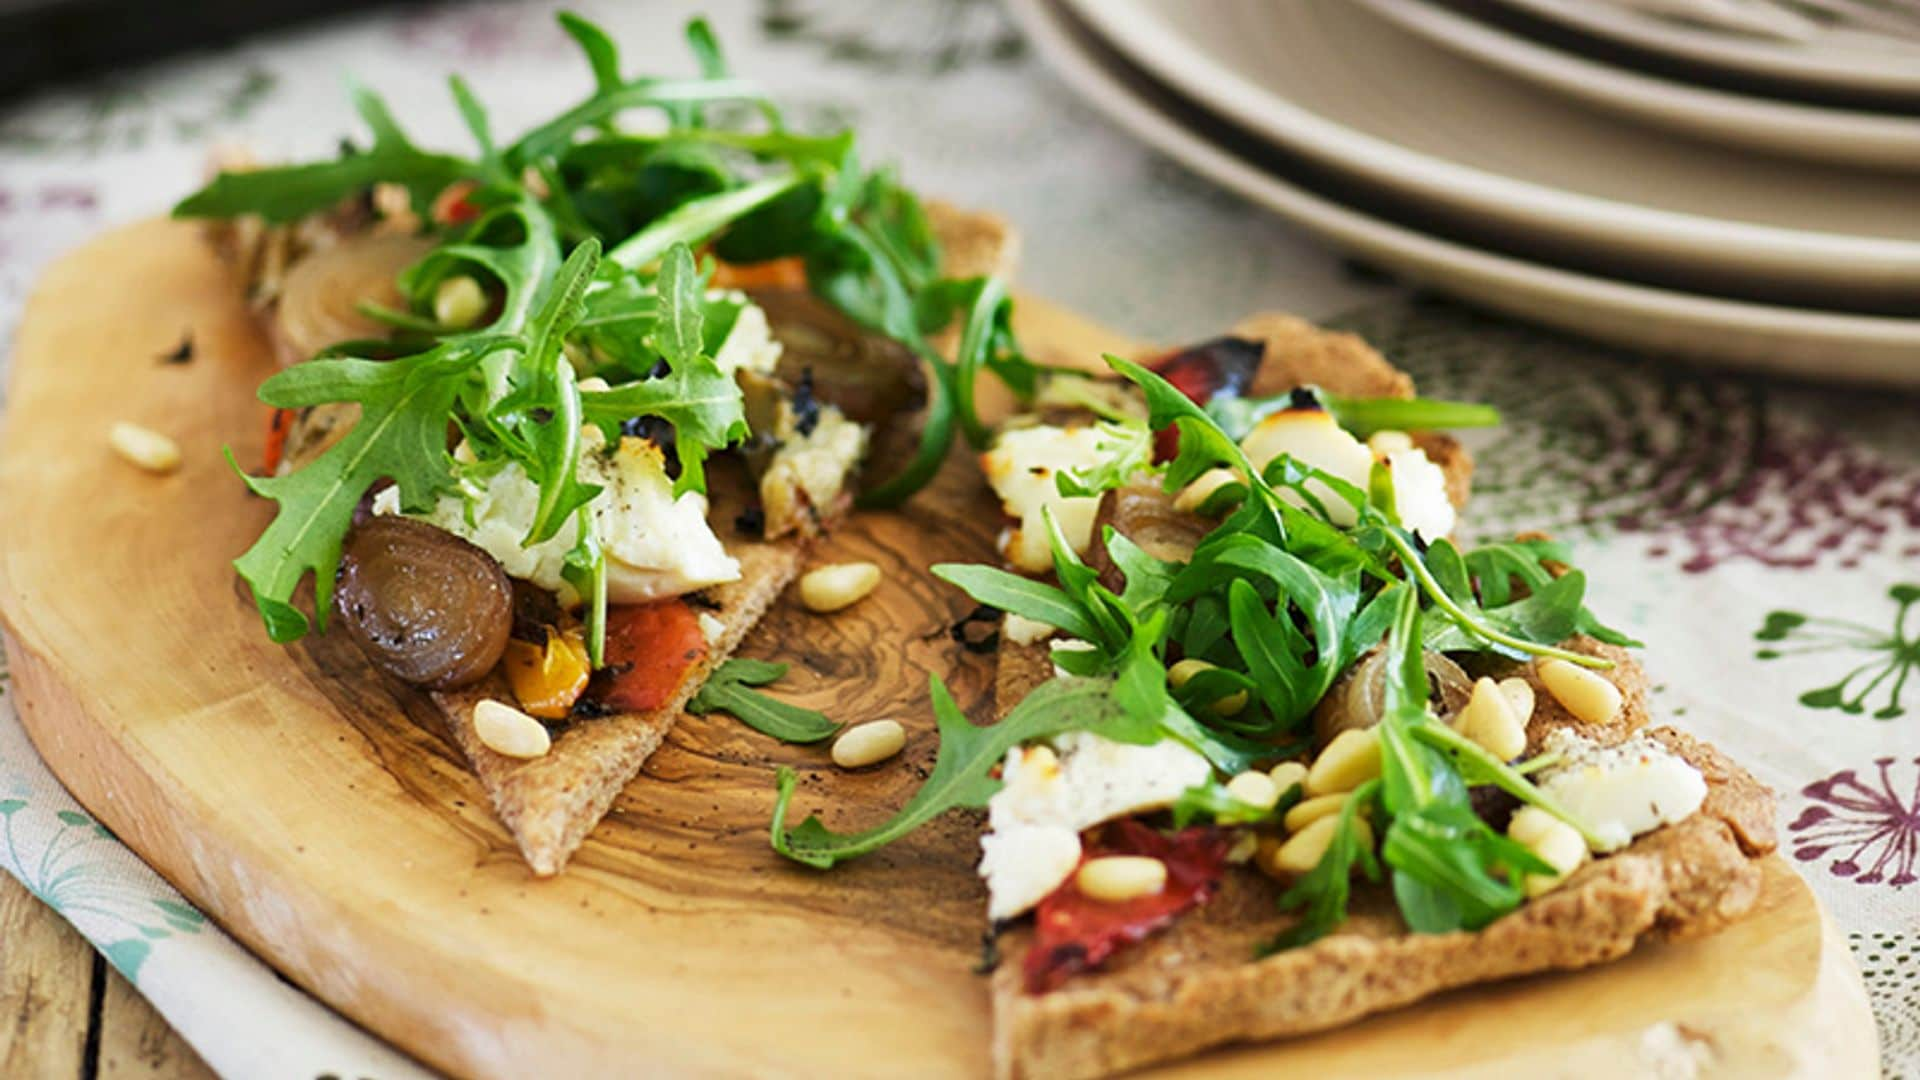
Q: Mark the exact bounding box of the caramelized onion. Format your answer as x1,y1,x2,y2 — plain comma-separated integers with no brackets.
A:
1087,484,1212,595
335,517,512,689
1313,647,1474,748
272,233,433,367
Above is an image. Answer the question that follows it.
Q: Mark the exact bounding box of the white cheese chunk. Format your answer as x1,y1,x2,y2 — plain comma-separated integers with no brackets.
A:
1381,446,1456,542
376,427,740,605
709,292,782,379
980,730,1213,920
760,403,868,538
981,424,1116,573
980,824,1081,923
1536,730,1708,853
1238,408,1373,526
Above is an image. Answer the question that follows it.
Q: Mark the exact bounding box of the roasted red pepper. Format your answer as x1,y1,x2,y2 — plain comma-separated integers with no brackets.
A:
431,180,482,227
262,407,296,474
1146,336,1265,461
1023,820,1231,994
592,599,710,713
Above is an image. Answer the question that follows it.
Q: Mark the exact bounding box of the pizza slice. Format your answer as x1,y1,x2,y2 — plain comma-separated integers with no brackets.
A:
770,314,1775,1078
176,16,1026,875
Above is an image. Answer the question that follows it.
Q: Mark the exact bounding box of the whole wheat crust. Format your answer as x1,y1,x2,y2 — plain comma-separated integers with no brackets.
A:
984,316,1776,1080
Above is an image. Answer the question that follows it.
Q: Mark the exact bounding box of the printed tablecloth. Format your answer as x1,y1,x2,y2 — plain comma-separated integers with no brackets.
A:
0,1,1913,1076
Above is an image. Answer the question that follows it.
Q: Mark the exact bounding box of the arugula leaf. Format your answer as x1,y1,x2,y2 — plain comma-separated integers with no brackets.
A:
771,675,1159,868
1205,388,1500,443
231,340,494,640
1266,778,1382,951
173,84,478,222
929,564,1104,644
1171,778,1302,828
1054,417,1154,499
690,659,839,743
1462,538,1640,647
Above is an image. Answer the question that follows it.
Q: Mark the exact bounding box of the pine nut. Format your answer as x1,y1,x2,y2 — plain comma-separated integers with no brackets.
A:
1268,760,1309,792
1172,467,1240,514
1456,677,1528,761
1225,770,1282,811
1538,659,1623,726
108,422,181,474
1168,658,1248,716
1509,806,1589,898
1498,677,1536,723
1271,813,1374,876
1004,612,1057,646
434,275,488,329
798,561,881,613
577,376,612,393
1076,855,1167,902
1305,727,1382,796
1283,792,1348,833
1507,806,1558,847
831,719,905,769
1368,429,1415,455
472,699,551,759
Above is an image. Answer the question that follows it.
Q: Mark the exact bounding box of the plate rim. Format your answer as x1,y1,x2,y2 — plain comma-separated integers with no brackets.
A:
1488,0,1920,101
1051,0,1920,283
1013,0,1920,383
1360,0,1920,168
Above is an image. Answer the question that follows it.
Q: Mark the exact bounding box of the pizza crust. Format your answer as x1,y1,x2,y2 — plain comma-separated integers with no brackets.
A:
981,317,1773,1079
986,697,1776,1080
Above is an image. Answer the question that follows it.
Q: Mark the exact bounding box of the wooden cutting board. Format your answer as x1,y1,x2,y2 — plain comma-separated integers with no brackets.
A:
0,219,1879,1079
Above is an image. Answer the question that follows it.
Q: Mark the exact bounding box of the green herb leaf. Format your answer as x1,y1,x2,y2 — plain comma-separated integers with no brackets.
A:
690,659,840,743
1170,778,1302,828
771,675,1160,868
1266,778,1382,951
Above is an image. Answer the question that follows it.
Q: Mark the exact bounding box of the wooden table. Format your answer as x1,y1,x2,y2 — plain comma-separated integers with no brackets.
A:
1,870,213,1079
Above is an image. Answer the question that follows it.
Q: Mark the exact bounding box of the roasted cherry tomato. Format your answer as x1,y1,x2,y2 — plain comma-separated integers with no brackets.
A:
1146,336,1265,461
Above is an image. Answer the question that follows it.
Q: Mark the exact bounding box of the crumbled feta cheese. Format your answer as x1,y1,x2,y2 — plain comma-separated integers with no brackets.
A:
1381,446,1455,542
1536,730,1708,853
980,730,1212,920
981,424,1117,573
761,403,868,539
1004,612,1057,646
980,824,1081,923
376,427,740,605
1239,408,1373,526
710,294,782,379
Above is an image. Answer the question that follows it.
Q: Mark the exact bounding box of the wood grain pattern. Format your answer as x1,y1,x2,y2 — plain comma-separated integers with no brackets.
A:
0,873,92,1078
0,218,1877,1079
97,970,215,1080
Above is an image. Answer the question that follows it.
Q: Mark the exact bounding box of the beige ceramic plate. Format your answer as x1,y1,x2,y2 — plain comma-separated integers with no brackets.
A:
1011,0,1920,383
1055,0,1920,316
1363,0,1920,169
1490,0,1920,106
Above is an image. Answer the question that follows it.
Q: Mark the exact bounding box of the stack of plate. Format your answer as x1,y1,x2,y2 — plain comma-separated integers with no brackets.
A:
1007,0,1920,383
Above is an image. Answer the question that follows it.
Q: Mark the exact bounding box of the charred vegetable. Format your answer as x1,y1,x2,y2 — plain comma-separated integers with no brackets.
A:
335,517,513,689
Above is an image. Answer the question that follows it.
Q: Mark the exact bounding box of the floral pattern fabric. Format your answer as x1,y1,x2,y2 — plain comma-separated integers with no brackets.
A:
0,0,1912,1075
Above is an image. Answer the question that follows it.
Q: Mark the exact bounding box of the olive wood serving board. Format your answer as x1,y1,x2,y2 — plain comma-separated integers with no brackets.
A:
0,219,1879,1078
